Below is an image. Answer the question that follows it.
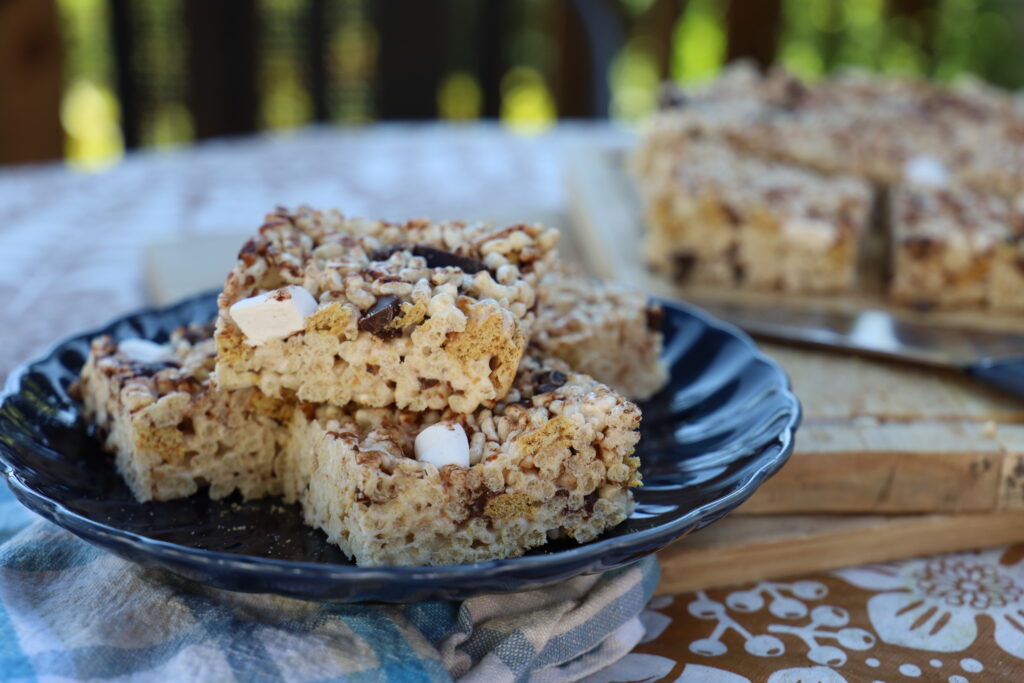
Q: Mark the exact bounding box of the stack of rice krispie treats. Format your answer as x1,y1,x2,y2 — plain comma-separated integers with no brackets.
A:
634,62,1024,309
78,207,667,566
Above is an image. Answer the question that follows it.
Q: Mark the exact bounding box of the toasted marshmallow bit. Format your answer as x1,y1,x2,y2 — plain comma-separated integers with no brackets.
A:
118,339,175,364
229,285,318,346
782,217,835,252
903,155,950,189
414,422,470,468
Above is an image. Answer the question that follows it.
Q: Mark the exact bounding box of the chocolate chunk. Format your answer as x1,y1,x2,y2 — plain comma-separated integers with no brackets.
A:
645,305,664,332
357,295,402,338
658,87,688,110
904,236,941,260
469,494,490,518
672,252,697,283
175,323,215,344
721,202,741,227
237,239,264,266
911,299,937,313
127,360,178,376
418,377,440,389
725,243,745,284
534,370,567,394
369,244,407,262
765,187,794,203
583,490,600,514
780,77,807,110
920,91,988,121
177,376,202,395
412,245,487,274
936,191,967,224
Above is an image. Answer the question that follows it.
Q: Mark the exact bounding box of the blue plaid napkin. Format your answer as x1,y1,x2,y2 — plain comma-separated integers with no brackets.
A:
0,485,659,682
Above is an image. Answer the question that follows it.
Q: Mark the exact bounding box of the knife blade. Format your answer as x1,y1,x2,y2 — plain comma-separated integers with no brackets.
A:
695,301,1024,400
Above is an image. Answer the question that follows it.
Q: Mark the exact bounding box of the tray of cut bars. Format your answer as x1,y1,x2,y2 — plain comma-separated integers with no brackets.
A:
568,62,1024,334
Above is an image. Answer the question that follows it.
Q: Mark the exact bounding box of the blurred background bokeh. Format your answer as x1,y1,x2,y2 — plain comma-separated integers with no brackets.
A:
2,0,1022,170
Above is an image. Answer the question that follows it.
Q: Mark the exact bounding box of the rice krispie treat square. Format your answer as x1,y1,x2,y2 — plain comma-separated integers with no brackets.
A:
283,355,642,566
80,328,642,565
991,234,1024,311
77,326,293,502
639,137,873,293
533,266,668,401
890,184,1024,310
215,207,559,414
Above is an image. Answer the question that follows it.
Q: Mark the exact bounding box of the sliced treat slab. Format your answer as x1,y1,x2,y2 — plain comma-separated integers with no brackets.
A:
568,146,1024,514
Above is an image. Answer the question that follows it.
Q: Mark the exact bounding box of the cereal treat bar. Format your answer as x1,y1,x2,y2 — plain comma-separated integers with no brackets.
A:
890,184,1024,310
991,234,1024,311
77,326,292,502
283,355,642,566
533,266,668,400
81,327,642,566
215,207,559,413
639,137,873,293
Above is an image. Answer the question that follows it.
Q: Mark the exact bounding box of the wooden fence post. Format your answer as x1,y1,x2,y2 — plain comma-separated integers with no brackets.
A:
0,0,63,164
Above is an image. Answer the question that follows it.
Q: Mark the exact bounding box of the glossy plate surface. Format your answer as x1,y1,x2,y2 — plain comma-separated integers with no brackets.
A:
0,292,800,602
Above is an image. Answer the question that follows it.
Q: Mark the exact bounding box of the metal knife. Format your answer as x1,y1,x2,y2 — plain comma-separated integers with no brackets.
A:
696,301,1024,400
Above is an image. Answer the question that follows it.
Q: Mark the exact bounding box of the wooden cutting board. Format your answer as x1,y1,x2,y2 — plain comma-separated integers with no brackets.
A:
565,145,1024,515
656,511,1024,594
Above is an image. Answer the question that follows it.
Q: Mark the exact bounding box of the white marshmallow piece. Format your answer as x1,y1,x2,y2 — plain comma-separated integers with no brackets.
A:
229,285,318,346
117,339,175,364
414,423,470,469
903,155,950,189
781,217,835,252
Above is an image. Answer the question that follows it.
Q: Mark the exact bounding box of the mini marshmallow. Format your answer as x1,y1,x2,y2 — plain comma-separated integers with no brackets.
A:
229,285,318,346
414,422,470,468
903,155,950,189
118,339,175,364
782,217,835,252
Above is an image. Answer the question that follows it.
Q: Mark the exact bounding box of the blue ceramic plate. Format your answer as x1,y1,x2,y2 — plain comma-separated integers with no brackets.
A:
0,292,799,602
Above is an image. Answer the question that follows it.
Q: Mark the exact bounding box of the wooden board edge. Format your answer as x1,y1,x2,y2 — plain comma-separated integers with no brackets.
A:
655,512,1024,594
737,447,1007,514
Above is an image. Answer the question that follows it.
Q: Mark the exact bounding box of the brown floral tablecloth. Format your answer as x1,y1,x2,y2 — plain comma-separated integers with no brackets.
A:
610,546,1023,681
2,124,1022,681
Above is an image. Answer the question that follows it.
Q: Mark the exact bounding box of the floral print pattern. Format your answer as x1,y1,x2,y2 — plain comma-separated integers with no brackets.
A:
914,558,1022,609
835,547,1024,660
629,546,1021,682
